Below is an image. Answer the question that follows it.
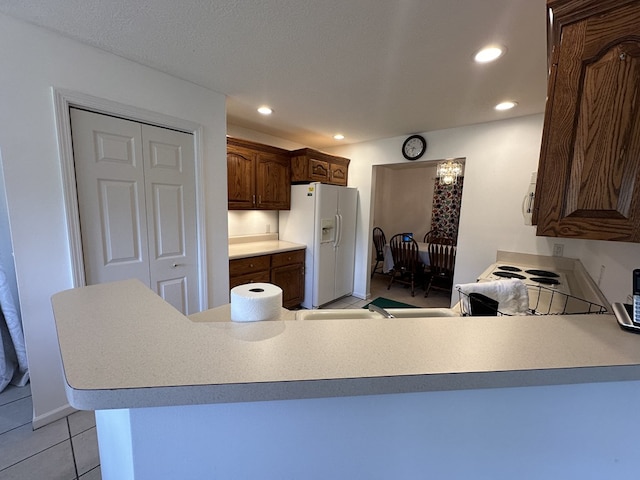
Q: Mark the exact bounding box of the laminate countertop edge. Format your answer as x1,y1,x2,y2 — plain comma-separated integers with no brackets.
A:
63,364,640,411
228,240,306,260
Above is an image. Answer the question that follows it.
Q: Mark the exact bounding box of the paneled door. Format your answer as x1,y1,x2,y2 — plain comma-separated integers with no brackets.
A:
70,108,199,314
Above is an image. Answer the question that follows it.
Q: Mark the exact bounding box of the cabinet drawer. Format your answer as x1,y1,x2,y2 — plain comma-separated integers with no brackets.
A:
271,249,305,268
229,271,271,289
229,255,270,276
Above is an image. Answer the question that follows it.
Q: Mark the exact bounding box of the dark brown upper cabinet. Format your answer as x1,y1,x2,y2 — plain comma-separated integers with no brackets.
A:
534,0,640,242
290,148,350,186
227,137,291,210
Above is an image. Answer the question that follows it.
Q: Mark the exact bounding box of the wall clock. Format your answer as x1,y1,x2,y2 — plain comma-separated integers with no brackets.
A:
401,135,427,160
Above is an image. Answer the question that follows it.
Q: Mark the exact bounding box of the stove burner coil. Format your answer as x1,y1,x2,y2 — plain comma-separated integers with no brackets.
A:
497,265,523,272
529,277,560,286
493,271,526,280
525,269,560,278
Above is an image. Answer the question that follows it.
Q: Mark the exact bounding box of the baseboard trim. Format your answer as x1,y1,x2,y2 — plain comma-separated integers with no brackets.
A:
351,289,367,300
32,403,76,430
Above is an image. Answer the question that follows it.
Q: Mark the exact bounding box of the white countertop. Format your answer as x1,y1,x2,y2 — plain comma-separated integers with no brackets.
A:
228,237,305,259
51,279,640,411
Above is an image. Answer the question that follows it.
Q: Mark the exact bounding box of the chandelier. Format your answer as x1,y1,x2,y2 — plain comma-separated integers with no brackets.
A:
437,159,463,185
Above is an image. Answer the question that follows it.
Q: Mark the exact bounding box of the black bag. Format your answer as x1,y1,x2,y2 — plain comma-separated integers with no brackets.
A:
469,292,499,316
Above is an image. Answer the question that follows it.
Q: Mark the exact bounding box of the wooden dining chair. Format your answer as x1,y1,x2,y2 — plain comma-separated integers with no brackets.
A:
424,242,457,297
424,230,453,244
429,236,454,246
371,227,387,278
423,230,437,243
387,234,421,296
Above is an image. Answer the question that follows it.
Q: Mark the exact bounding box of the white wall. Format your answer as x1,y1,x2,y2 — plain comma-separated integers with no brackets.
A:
228,210,279,237
327,113,640,304
0,14,228,426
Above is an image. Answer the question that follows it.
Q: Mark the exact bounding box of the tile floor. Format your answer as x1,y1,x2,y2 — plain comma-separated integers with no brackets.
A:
0,274,451,480
0,384,100,480
324,272,453,309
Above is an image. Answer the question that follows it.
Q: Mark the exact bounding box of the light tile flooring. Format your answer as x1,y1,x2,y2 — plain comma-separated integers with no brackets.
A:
324,272,453,309
0,274,450,480
0,384,100,480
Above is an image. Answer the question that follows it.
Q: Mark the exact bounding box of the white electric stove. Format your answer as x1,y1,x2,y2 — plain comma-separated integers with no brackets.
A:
472,252,608,315
478,263,571,295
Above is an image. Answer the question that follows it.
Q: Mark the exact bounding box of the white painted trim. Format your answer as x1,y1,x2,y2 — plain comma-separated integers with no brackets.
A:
52,89,85,287
32,402,76,430
51,88,208,311
192,126,208,311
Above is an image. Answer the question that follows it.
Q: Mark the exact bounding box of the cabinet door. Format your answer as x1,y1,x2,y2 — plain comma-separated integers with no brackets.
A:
271,263,304,308
330,162,348,186
227,145,256,209
271,250,305,308
535,0,640,242
255,152,291,210
309,158,330,182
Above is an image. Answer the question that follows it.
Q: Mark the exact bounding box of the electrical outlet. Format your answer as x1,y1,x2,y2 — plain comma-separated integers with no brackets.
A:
552,243,564,257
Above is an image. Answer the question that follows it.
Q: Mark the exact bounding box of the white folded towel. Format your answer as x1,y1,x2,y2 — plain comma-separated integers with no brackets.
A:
455,279,530,316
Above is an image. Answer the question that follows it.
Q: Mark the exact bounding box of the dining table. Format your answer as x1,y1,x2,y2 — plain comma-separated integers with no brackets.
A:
383,241,430,273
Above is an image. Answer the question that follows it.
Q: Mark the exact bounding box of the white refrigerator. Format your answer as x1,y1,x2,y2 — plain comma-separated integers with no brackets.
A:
279,183,358,309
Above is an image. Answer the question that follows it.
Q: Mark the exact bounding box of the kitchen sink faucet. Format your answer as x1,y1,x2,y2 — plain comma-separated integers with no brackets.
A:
368,304,395,318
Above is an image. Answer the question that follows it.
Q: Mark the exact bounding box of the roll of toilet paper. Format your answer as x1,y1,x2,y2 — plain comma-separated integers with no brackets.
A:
230,283,283,322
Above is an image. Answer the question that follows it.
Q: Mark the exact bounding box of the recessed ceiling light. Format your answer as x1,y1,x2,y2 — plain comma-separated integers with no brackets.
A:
257,106,273,115
333,133,345,140
495,101,518,111
474,46,505,63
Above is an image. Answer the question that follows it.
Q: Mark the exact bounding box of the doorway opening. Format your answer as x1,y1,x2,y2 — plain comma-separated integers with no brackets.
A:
369,158,465,306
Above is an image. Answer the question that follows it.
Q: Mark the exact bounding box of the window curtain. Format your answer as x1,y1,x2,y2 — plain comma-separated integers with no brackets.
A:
430,177,464,244
0,266,29,392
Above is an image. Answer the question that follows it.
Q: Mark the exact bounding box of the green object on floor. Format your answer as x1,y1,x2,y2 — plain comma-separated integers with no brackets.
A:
363,297,417,309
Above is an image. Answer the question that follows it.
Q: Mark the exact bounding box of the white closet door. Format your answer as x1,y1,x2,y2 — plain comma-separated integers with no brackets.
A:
70,108,199,314
71,109,150,286
141,123,198,315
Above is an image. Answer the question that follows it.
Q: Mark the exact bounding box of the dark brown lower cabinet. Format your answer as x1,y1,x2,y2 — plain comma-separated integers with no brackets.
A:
229,249,305,309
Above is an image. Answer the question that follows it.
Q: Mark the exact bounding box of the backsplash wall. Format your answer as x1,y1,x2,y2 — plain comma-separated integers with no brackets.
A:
228,210,279,237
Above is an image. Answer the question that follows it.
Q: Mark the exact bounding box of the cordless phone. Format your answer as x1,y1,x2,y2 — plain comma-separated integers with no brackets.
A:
634,269,640,324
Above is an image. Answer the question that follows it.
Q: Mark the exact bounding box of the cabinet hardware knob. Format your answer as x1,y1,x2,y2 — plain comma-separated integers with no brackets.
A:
171,263,184,268
620,52,627,61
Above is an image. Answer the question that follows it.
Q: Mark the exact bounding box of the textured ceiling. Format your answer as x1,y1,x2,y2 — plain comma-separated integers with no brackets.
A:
0,0,548,148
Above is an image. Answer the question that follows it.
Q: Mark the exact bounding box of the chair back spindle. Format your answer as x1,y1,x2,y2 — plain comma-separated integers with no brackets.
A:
371,227,387,278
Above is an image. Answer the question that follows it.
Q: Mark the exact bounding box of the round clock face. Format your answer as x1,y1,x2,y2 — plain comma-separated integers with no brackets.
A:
402,135,427,160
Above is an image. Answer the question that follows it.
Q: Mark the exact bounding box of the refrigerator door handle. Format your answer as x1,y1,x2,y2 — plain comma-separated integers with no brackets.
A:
335,213,343,248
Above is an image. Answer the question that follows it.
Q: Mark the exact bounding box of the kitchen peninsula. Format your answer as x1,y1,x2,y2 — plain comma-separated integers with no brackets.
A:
52,280,640,479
